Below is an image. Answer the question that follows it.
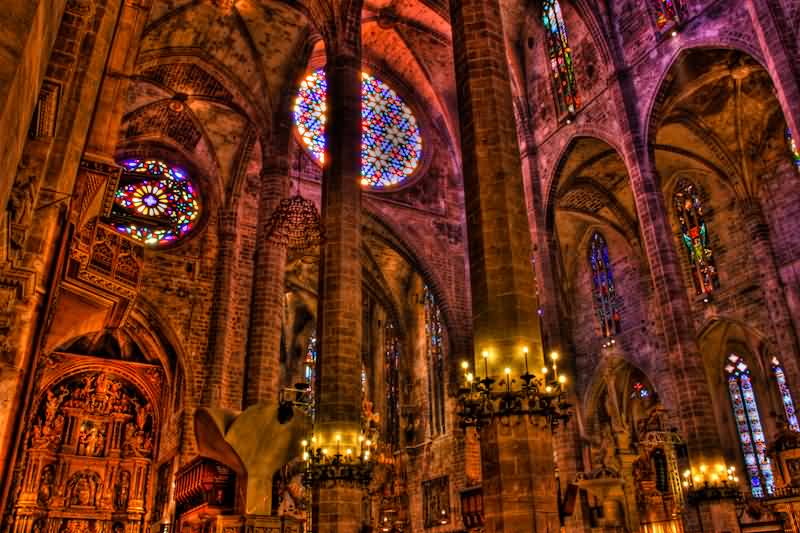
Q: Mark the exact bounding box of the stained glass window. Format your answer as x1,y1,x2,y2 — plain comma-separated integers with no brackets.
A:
293,69,422,189
787,129,800,173
674,179,719,295
304,331,318,420
725,354,775,497
542,0,579,117
112,159,200,246
589,232,621,338
632,382,650,399
424,285,446,436
771,356,800,432
385,321,401,447
653,0,680,29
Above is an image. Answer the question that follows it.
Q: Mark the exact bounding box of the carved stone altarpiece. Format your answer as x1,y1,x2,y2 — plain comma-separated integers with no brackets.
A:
9,353,163,533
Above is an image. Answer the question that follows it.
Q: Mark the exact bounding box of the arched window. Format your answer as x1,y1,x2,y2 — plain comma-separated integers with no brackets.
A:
385,321,401,447
424,285,446,436
112,159,200,246
725,353,775,497
787,129,800,173
673,179,719,295
589,232,621,338
304,332,318,420
542,0,579,117
293,69,422,189
771,356,800,432
653,0,680,29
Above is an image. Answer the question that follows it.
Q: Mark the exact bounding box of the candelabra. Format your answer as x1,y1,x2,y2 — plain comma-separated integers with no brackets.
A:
682,463,741,504
301,433,377,487
456,348,571,430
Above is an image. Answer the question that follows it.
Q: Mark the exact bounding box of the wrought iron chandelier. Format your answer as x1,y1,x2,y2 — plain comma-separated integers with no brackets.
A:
456,348,571,430
300,433,377,487
265,191,323,254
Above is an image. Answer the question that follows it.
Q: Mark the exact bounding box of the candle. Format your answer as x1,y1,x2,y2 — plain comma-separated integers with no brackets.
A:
523,346,530,374
504,368,511,392
482,350,489,378
461,361,469,386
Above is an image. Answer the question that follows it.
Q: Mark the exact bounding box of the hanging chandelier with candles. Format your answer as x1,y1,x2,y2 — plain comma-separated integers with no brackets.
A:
300,432,378,487
456,348,571,430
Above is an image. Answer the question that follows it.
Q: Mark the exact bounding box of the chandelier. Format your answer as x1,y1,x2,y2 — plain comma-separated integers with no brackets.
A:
265,193,323,254
456,348,571,429
301,432,377,487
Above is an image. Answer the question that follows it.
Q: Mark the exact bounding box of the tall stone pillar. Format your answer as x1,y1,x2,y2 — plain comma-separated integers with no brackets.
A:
742,201,800,390
245,163,289,406
449,0,558,531
609,72,723,464
310,2,365,530
744,0,800,140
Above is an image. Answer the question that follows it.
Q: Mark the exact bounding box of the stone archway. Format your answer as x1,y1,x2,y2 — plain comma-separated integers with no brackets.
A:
7,337,165,533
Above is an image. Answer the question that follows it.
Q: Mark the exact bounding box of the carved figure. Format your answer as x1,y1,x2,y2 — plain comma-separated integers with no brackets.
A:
115,471,130,510
38,465,55,504
7,174,36,224
68,471,100,507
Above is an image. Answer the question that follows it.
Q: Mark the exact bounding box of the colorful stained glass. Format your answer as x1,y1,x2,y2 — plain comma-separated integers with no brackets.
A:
654,0,680,29
632,382,650,399
771,356,800,432
674,179,719,295
589,232,621,338
293,69,422,189
425,285,446,436
112,159,200,246
542,0,579,117
385,321,401,447
787,129,800,173
726,354,775,497
304,332,318,420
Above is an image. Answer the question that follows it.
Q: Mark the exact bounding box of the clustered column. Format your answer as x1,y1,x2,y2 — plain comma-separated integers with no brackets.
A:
449,0,559,531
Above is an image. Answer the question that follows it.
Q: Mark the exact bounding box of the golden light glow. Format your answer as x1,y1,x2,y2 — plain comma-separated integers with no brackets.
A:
550,351,559,361
461,361,469,369
541,367,549,374
558,375,567,384
482,350,489,359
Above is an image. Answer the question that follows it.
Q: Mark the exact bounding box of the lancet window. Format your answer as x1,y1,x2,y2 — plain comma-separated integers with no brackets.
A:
542,0,579,117
385,321,401,447
725,354,775,497
674,179,719,295
771,356,800,432
653,0,680,29
425,285,446,436
589,232,621,338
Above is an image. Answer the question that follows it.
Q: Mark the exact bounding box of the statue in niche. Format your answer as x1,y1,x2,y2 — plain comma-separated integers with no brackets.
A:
592,423,621,473
134,399,150,430
77,423,105,457
114,471,130,511
44,388,68,425
38,465,55,504
603,388,632,451
7,173,36,225
31,519,44,533
67,471,100,507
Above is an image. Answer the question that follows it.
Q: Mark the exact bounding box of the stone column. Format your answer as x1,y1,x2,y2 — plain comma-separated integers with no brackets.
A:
245,163,289,406
311,3,365,530
744,0,800,141
609,73,722,462
742,201,800,394
449,0,558,531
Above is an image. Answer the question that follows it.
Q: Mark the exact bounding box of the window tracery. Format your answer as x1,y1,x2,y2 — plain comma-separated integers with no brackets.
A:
771,356,800,432
653,0,680,29
589,232,621,338
293,69,422,189
725,353,775,497
424,285,446,436
674,179,719,295
542,0,579,117
385,321,401,447
787,128,800,173
112,159,200,246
